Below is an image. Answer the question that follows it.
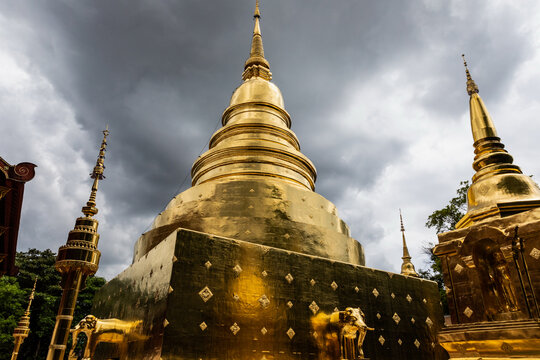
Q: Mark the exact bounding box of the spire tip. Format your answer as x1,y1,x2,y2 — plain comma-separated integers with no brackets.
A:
462,53,479,95
82,128,110,217
254,0,260,18
242,0,271,80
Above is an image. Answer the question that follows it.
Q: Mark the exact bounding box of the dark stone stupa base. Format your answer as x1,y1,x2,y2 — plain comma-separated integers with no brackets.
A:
93,228,447,359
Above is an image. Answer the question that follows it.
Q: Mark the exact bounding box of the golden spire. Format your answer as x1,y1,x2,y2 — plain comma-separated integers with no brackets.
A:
82,126,109,217
461,54,497,142
462,54,479,96
242,0,272,81
47,128,109,360
399,210,419,277
455,56,540,228
11,277,38,360
24,277,37,315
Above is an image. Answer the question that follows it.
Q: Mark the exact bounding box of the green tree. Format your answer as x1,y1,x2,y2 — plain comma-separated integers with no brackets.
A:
0,277,27,358
425,180,469,233
420,180,469,315
0,249,105,359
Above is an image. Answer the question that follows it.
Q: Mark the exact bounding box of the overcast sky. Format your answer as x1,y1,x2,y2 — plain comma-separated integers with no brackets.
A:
2,0,540,280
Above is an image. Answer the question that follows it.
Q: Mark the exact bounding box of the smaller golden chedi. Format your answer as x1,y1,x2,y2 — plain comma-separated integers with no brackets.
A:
456,55,540,229
11,277,37,360
434,56,540,359
399,210,419,277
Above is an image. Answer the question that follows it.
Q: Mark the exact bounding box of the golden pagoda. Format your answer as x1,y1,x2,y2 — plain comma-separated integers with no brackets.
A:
456,55,540,229
434,56,540,358
90,3,445,359
133,0,364,267
11,277,37,360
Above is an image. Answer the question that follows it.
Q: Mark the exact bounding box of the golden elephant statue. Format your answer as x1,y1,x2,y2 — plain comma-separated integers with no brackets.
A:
311,307,373,360
68,315,145,360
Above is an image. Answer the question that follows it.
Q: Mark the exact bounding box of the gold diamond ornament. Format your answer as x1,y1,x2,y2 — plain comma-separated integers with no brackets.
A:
287,301,293,308
258,295,270,308
230,322,240,335
233,264,243,275
309,301,320,314
199,286,213,302
286,328,295,339
285,273,294,284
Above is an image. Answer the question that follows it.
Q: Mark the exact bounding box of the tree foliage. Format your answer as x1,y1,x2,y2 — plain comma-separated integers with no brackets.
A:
0,277,27,357
0,249,105,359
418,245,448,314
425,180,469,233
419,180,470,315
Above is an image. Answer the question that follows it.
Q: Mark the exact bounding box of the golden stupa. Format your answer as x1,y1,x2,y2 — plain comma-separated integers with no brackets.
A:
89,3,444,359
456,55,540,228
434,56,540,358
133,1,364,267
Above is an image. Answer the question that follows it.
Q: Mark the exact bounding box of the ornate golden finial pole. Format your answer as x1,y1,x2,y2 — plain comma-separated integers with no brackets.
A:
462,54,479,96
399,209,419,277
11,277,37,360
46,128,109,360
242,0,272,81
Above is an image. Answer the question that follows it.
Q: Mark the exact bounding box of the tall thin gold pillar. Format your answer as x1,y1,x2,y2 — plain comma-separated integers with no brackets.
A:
11,277,37,360
46,128,109,360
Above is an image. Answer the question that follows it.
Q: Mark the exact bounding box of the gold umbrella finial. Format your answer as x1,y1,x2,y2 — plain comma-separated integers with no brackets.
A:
82,127,110,217
462,54,479,95
399,208,405,233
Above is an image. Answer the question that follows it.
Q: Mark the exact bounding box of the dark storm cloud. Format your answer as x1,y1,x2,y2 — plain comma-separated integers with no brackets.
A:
1,0,538,278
